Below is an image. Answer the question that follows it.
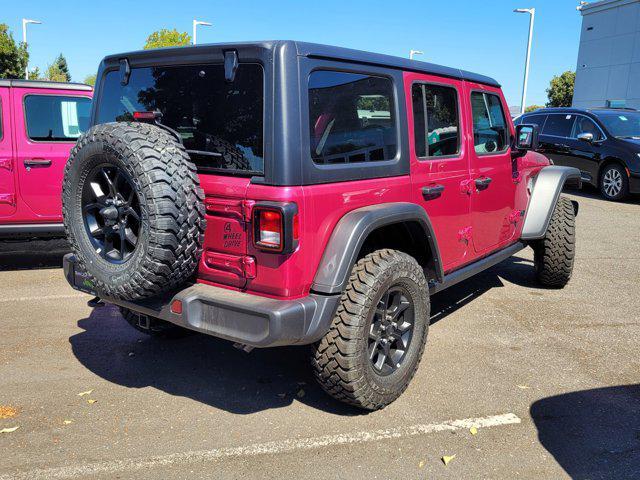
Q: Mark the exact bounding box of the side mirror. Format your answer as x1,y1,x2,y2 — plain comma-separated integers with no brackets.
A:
577,132,594,143
514,124,539,151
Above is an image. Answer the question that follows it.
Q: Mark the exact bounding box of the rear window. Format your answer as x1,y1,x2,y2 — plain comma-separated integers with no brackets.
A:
97,63,264,175
24,95,91,142
308,71,397,164
542,114,575,137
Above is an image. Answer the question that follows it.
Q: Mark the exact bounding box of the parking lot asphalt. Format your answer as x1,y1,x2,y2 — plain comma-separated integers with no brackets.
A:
1,189,639,479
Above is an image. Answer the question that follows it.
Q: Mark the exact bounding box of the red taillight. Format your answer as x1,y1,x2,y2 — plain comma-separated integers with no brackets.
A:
133,111,156,120
256,209,283,251
292,214,299,240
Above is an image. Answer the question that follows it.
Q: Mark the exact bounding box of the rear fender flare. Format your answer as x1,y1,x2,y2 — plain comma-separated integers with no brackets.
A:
311,202,443,295
521,166,581,240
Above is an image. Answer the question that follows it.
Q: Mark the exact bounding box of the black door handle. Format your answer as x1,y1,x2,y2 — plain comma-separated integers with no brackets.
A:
422,184,445,200
475,177,492,191
24,158,52,168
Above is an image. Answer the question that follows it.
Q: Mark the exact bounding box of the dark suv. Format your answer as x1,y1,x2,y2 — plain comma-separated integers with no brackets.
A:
62,41,579,410
515,107,640,201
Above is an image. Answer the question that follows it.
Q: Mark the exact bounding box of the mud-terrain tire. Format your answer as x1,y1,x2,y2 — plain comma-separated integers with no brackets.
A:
207,136,251,171
533,196,576,288
599,163,629,201
119,307,191,338
62,122,206,301
312,249,430,411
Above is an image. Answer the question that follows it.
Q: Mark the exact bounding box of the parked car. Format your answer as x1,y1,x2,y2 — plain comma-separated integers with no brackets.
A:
62,41,580,410
0,79,93,238
515,107,640,201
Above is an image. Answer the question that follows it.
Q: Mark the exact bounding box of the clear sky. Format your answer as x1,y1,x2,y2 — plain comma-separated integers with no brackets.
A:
4,0,584,108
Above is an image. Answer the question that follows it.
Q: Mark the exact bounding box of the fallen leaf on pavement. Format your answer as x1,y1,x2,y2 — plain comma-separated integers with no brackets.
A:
441,455,456,466
418,460,425,468
63,420,73,425
0,426,19,434
516,385,530,390
87,399,98,404
296,389,305,398
470,426,478,435
0,406,19,419
78,390,93,397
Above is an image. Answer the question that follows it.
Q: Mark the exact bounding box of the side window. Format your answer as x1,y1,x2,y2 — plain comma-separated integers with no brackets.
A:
470,91,509,154
411,83,459,158
308,70,397,164
573,116,603,141
24,95,91,142
542,114,575,138
522,114,547,130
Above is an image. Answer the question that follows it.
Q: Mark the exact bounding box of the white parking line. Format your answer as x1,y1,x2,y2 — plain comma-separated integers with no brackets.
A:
0,293,86,304
0,413,521,480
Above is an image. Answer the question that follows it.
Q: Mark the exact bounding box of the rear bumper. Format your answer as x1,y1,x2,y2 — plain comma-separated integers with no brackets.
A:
63,254,340,348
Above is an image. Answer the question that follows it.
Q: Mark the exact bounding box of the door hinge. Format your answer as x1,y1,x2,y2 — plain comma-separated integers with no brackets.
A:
0,193,15,206
458,226,473,244
459,179,474,195
0,158,12,172
509,209,525,224
242,200,255,222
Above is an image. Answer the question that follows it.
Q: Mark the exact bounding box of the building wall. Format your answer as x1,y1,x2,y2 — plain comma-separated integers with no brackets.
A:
573,0,640,109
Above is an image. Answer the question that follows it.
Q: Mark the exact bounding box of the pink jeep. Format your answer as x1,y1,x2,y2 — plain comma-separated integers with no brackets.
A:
62,42,580,410
0,80,92,238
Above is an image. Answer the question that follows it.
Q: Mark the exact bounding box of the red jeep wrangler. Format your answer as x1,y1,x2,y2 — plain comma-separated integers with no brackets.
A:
0,80,92,238
63,41,580,410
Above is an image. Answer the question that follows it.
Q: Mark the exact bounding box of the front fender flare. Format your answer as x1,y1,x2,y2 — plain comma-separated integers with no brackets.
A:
521,165,581,240
311,202,443,295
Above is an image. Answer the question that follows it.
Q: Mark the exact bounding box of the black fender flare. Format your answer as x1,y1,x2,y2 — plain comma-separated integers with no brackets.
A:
521,165,581,240
310,202,443,295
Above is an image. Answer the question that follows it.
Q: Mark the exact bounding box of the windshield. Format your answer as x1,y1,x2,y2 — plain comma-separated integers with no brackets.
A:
96,63,264,175
593,111,640,139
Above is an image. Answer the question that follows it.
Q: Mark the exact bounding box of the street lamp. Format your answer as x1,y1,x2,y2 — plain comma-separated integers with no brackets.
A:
192,19,212,45
514,8,535,115
409,49,423,60
22,18,42,79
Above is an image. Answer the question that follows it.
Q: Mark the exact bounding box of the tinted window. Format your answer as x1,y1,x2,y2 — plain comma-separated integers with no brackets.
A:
412,83,459,158
573,116,603,140
522,114,547,129
308,71,396,164
24,95,91,142
471,92,508,154
542,114,575,137
593,111,640,138
98,64,264,175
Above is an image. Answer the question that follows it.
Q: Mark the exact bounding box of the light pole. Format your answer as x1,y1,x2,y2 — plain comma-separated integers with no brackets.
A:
22,18,42,79
409,49,423,60
514,8,535,115
192,19,212,45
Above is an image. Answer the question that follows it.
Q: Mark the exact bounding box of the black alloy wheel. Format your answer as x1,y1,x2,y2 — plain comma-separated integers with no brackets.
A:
81,164,141,263
368,286,415,375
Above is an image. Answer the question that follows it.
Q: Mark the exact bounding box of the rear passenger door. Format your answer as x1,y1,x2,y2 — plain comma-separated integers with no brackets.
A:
466,87,518,255
0,88,16,218
538,113,576,168
406,74,472,272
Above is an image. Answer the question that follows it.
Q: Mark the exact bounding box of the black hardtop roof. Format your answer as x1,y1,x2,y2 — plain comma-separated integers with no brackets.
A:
0,79,92,91
102,40,501,88
524,106,639,116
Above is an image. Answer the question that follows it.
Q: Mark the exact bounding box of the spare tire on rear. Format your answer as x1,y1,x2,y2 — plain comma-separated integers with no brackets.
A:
62,122,206,301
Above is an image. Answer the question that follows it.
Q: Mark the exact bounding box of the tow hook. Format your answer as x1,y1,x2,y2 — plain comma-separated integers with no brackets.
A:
233,342,254,353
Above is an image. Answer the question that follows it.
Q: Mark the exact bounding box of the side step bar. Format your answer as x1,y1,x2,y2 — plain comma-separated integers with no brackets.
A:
429,242,526,295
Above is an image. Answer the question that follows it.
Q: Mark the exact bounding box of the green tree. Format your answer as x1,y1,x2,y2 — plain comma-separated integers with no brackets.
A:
144,29,191,49
83,73,96,86
0,23,29,79
525,104,544,113
53,53,71,81
546,71,575,108
46,62,68,82
27,66,41,80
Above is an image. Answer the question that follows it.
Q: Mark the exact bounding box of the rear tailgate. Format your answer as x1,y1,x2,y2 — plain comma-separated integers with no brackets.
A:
198,175,252,289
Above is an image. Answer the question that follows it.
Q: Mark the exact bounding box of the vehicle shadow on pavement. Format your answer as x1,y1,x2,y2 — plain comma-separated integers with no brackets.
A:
69,255,541,416
531,384,640,479
567,185,640,205
0,238,69,271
